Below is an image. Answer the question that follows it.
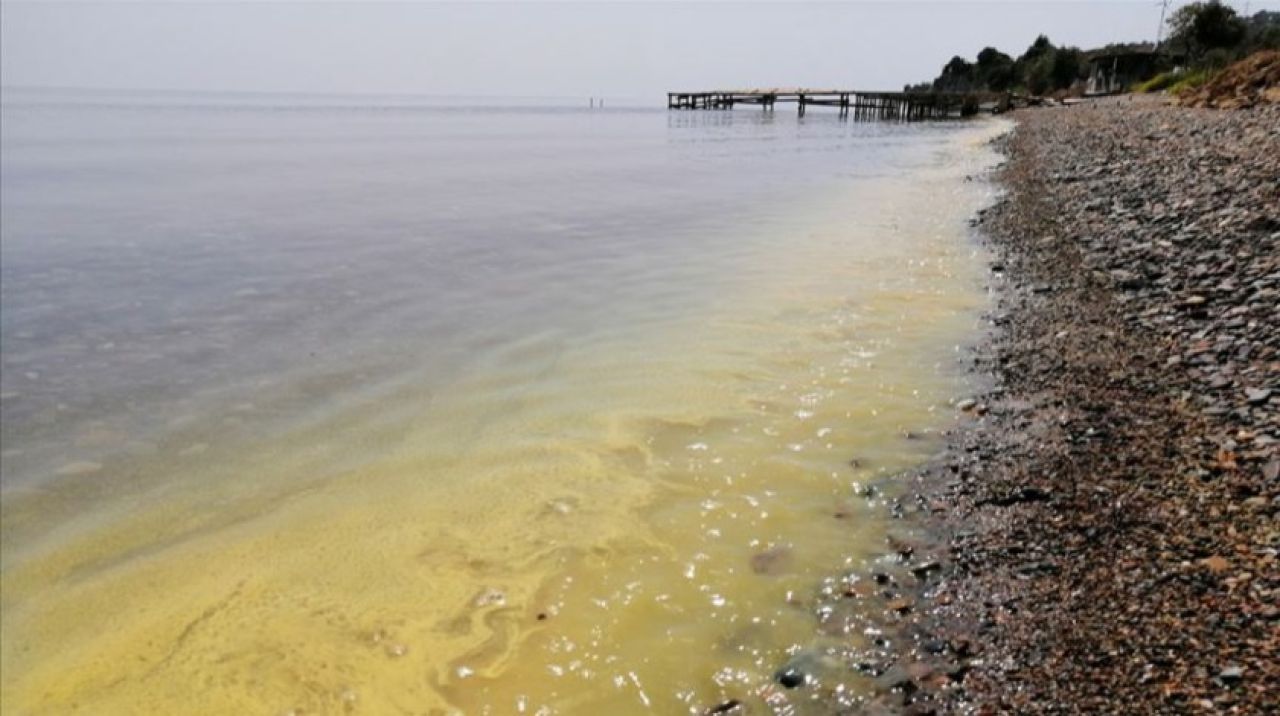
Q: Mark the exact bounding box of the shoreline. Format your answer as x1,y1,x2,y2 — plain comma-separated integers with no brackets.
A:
890,99,1278,713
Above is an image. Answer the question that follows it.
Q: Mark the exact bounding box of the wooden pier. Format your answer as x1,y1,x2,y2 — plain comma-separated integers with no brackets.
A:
667,89,988,120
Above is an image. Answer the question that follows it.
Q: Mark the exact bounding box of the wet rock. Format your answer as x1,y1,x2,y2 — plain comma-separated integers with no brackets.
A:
945,662,972,682
773,649,840,690
775,667,806,689
887,597,914,614
910,560,942,580
920,639,948,655
855,659,887,677
384,643,408,658
886,535,918,559
473,587,506,607
750,546,793,575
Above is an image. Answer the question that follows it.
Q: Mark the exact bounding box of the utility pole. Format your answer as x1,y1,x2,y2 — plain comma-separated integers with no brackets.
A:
1155,0,1172,50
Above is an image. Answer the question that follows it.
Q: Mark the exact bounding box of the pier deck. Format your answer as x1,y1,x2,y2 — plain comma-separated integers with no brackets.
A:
667,89,991,120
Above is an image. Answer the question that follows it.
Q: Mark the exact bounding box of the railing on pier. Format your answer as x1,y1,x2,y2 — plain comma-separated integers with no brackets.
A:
667,89,995,121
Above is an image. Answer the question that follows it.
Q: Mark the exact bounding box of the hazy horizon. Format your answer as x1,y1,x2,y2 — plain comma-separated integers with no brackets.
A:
6,1,1279,102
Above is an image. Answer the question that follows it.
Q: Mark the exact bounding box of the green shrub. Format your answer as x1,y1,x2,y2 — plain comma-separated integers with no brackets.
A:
1168,68,1217,95
1135,71,1182,92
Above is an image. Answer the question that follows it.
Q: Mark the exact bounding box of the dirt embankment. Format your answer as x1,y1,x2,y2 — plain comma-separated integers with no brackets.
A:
896,101,1279,714
1179,51,1280,109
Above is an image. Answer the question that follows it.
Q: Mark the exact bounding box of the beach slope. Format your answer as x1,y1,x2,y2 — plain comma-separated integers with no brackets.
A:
916,99,1278,714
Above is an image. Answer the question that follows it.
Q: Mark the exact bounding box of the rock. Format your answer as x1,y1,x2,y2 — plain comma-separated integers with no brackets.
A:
473,587,506,607
911,560,942,580
705,700,743,715
1218,665,1244,683
1110,269,1145,289
887,597,914,614
750,546,793,575
1264,458,1279,482
775,667,806,689
1243,387,1271,405
975,485,1050,507
384,643,408,658
956,399,977,412
1199,556,1231,573
1015,561,1060,577
921,639,948,655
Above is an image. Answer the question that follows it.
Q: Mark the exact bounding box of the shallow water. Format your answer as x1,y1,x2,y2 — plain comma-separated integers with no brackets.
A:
0,89,1006,714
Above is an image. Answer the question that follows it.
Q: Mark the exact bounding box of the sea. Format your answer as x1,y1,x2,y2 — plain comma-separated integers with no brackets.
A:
0,88,1006,714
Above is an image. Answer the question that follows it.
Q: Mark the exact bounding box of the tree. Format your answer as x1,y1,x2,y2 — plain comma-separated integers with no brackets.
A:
934,56,976,91
1050,47,1085,90
1243,11,1280,52
1168,1,1248,60
1025,53,1056,95
1015,35,1056,92
1017,35,1055,66
975,47,1016,91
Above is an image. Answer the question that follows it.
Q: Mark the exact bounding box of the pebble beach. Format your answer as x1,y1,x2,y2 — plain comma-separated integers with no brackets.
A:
900,98,1279,714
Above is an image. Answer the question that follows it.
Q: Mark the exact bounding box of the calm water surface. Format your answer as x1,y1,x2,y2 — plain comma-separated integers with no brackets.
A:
1,89,1006,714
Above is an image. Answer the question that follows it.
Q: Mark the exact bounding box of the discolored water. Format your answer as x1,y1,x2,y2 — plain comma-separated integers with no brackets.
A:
0,89,1007,714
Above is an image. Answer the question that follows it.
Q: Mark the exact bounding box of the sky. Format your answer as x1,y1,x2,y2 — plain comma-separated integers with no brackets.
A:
3,1,1278,100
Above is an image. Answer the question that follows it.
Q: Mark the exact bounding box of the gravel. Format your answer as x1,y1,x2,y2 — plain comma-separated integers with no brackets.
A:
903,99,1280,714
